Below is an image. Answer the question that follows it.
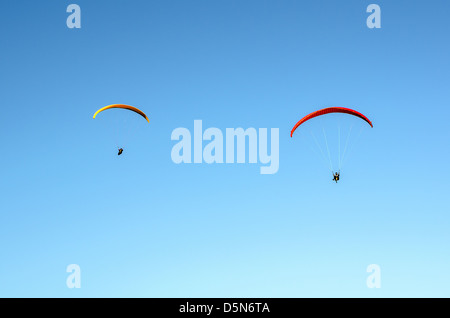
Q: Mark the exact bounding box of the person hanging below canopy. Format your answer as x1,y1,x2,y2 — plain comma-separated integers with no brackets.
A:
333,171,340,183
118,147,123,156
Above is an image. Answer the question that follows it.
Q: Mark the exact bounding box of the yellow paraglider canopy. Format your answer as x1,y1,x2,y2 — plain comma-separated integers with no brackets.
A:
93,104,149,123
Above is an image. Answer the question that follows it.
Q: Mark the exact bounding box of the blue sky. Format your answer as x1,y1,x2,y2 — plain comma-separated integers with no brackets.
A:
0,0,449,297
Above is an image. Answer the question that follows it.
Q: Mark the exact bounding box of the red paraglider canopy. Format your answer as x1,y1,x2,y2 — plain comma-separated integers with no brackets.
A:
290,107,373,137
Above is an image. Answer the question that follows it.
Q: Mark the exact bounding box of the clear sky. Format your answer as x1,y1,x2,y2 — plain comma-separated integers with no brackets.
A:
0,0,449,297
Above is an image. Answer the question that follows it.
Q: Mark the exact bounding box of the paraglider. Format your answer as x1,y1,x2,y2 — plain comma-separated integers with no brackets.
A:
93,104,149,155
291,107,373,182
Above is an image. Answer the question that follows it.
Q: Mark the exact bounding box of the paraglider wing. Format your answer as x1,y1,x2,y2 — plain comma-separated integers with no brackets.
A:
290,107,372,137
93,104,150,123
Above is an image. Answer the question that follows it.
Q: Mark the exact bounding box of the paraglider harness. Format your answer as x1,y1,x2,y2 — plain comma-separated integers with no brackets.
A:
333,171,340,183
118,147,123,156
